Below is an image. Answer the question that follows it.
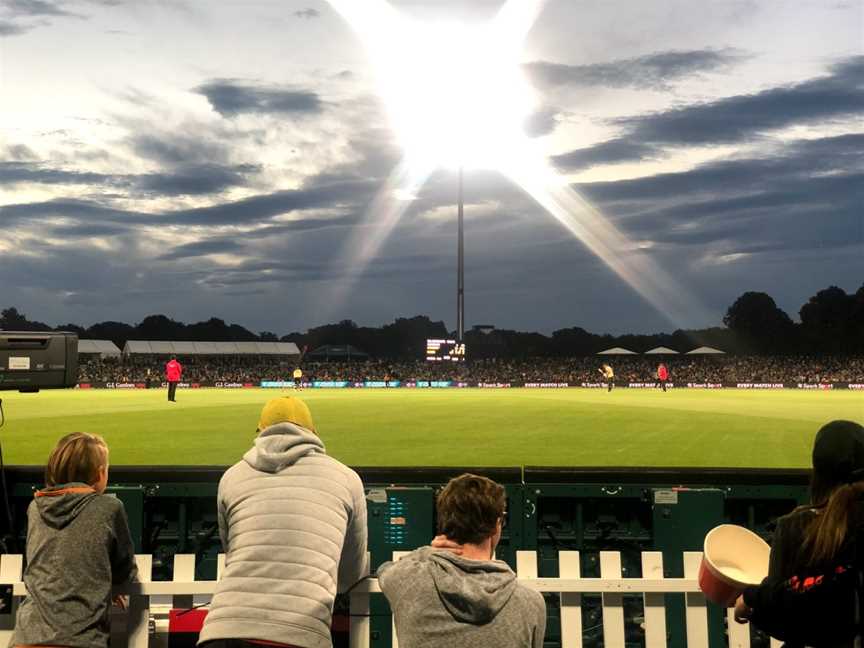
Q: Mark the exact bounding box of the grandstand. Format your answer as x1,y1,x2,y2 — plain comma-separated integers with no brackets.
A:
121,340,300,356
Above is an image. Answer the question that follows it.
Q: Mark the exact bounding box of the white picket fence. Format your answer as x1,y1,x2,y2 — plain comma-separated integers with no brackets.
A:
0,550,777,648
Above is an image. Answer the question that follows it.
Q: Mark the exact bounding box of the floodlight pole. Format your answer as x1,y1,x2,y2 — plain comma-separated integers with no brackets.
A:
457,166,465,342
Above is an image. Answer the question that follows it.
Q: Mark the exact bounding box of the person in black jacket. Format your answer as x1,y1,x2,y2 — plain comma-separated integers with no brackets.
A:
734,420,864,646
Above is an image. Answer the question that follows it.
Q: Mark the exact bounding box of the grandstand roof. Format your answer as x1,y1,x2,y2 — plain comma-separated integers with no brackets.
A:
597,347,637,355
686,346,726,354
644,346,679,354
123,340,300,355
77,339,122,356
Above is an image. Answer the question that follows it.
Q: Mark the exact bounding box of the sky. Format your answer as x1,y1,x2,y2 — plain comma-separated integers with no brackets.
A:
1,0,862,335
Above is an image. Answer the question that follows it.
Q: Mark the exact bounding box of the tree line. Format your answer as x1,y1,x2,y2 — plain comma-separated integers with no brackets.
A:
2,283,862,357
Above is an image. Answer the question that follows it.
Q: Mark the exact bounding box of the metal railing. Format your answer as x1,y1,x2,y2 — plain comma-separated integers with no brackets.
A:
0,550,777,648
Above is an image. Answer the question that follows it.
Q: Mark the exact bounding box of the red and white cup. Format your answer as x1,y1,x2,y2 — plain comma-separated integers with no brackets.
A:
698,524,770,607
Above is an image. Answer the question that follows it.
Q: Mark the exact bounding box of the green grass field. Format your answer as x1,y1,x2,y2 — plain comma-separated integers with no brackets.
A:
1,388,861,468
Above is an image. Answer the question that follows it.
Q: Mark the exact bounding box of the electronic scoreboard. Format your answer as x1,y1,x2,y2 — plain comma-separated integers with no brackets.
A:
425,338,466,362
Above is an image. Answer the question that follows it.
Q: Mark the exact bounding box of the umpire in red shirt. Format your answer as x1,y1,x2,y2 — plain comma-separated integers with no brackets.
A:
166,356,182,402
657,363,669,392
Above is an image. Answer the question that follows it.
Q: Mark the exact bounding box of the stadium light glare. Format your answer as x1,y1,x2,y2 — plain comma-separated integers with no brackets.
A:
324,0,711,328
328,0,541,172
376,20,536,171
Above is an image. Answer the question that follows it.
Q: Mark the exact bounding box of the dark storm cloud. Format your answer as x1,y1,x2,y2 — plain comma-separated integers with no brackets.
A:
239,213,360,238
195,80,324,118
293,8,319,19
158,239,245,261
525,48,746,91
137,164,259,195
615,56,864,146
49,223,131,238
7,0,77,17
580,133,864,205
131,133,230,166
1,176,377,229
0,162,112,186
523,107,559,137
625,174,863,244
0,0,85,36
553,57,864,171
0,160,256,196
566,134,864,266
0,20,30,36
552,140,660,171
194,252,451,288
165,178,374,225
1,199,152,227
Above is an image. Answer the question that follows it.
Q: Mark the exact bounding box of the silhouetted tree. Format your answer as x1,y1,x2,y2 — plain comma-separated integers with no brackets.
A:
56,323,86,336
551,327,600,356
0,307,51,331
86,321,137,349
853,283,864,353
723,292,795,352
800,286,855,352
136,314,185,340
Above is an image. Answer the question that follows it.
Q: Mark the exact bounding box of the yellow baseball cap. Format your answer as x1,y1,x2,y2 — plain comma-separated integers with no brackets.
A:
257,396,315,432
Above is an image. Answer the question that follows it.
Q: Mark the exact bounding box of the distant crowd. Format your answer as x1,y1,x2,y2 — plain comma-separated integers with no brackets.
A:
77,353,864,385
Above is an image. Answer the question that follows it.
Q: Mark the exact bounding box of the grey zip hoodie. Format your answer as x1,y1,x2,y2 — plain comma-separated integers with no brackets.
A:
11,484,138,648
378,547,546,648
198,422,368,647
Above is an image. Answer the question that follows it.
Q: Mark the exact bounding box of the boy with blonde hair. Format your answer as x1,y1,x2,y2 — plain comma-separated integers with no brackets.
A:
12,432,138,647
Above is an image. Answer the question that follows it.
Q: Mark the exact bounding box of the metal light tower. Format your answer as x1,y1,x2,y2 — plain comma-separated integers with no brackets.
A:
457,166,465,341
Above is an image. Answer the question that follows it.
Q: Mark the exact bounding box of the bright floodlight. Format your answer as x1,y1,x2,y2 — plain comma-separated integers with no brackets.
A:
324,0,710,328
379,21,535,170
329,0,541,171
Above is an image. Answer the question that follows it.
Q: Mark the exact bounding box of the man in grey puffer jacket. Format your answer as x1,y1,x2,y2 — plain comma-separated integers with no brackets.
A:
379,474,546,648
199,396,368,648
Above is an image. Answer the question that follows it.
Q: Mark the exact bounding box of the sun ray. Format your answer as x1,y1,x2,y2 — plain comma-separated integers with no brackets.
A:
501,140,712,325
325,0,707,328
314,156,436,323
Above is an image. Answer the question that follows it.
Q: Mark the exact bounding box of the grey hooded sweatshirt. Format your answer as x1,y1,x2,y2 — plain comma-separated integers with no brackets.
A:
378,547,546,648
11,484,138,648
198,422,368,648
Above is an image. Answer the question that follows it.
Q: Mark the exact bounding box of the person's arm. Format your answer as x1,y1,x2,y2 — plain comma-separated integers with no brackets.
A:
217,488,229,551
739,578,816,640
767,517,789,580
336,471,369,593
378,552,422,611
110,502,139,584
531,591,547,648
768,513,808,581
376,558,399,601
738,566,857,643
